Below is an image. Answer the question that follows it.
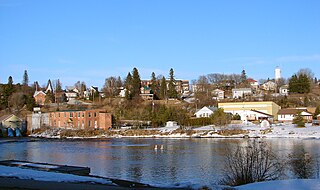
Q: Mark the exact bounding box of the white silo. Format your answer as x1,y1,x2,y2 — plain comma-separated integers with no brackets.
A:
275,67,281,81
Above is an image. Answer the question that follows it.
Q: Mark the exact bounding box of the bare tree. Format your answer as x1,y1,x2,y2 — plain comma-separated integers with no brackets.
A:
220,140,284,186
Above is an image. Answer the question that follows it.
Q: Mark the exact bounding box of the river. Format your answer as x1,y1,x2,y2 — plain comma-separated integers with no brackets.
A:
0,137,319,187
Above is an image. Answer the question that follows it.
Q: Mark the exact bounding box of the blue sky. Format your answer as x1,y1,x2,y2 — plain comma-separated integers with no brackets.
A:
1,0,320,88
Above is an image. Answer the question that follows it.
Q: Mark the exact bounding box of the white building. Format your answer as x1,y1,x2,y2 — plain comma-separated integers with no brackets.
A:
232,88,252,99
279,85,289,96
195,106,217,118
275,67,281,81
278,108,313,123
212,89,224,100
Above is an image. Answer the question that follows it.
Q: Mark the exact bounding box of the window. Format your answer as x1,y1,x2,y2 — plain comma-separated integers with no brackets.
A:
64,113,66,117
58,113,60,117
78,112,80,117
82,112,84,117
94,112,97,117
89,113,91,117
88,121,91,127
70,112,73,117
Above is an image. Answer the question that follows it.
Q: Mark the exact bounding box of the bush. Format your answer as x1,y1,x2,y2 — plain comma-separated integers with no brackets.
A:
220,140,284,186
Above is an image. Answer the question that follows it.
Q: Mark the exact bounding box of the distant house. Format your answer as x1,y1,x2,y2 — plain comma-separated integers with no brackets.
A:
232,88,252,99
247,78,259,90
278,108,313,123
65,91,78,101
33,91,46,106
212,89,224,100
279,85,289,96
261,81,277,91
195,106,218,118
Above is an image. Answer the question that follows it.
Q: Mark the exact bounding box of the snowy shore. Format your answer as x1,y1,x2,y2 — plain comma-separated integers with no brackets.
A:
30,123,320,139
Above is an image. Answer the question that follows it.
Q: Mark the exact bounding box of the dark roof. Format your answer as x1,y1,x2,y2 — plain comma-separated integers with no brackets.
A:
250,110,273,117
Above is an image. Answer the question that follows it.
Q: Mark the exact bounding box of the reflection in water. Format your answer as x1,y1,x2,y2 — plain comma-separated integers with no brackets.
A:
0,138,320,187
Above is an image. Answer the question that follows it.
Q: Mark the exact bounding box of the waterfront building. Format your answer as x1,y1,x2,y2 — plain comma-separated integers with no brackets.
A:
48,109,112,130
278,108,313,123
218,101,281,121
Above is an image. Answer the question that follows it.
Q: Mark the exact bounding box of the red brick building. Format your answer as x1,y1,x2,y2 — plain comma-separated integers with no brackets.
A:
49,109,112,130
33,91,46,106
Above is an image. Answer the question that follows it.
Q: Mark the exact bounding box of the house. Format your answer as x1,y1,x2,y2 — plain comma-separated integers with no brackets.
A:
212,89,224,100
33,91,46,106
65,91,78,101
261,81,277,91
279,85,289,96
195,106,217,118
247,78,259,90
48,109,112,130
218,101,281,121
0,114,24,129
278,108,313,123
232,88,252,99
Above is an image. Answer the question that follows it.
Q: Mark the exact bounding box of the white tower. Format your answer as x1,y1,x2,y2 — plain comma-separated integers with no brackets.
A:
275,67,281,81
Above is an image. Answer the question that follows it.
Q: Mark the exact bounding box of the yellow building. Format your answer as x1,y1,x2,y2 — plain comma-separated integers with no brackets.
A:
218,101,281,121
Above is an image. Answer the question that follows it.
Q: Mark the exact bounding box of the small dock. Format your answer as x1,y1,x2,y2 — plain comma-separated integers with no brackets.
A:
0,160,90,176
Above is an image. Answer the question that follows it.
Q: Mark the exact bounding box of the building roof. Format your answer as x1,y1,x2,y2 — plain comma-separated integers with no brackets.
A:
247,78,257,83
232,88,252,91
33,91,46,97
0,114,23,122
251,110,273,117
278,108,312,115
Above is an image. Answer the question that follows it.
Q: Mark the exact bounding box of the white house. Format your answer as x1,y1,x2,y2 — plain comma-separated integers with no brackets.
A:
278,108,313,123
212,89,224,100
247,78,259,90
232,88,252,99
195,106,217,118
279,85,289,96
261,81,277,91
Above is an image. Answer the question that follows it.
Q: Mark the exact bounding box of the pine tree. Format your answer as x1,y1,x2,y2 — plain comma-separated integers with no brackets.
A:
167,68,177,98
125,72,132,100
22,70,29,86
131,68,141,98
241,69,247,83
160,76,167,100
150,72,157,94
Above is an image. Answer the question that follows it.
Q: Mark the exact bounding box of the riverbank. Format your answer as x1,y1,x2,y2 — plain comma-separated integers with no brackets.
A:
29,123,320,139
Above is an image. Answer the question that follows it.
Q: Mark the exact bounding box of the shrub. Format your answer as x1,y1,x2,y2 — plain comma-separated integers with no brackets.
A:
220,140,284,186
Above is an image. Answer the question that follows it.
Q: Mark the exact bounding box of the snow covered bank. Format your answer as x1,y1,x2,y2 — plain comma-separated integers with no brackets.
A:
236,179,320,190
0,165,113,185
29,123,320,139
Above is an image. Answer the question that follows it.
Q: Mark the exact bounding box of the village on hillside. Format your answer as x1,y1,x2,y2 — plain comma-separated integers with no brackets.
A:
1,67,320,137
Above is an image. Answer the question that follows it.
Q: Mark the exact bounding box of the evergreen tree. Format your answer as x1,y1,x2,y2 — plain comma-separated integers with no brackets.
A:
289,74,311,94
150,72,157,94
22,70,29,86
313,106,320,119
131,68,141,98
167,68,178,98
0,76,15,108
240,69,247,83
288,74,298,93
159,76,167,100
125,72,132,100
